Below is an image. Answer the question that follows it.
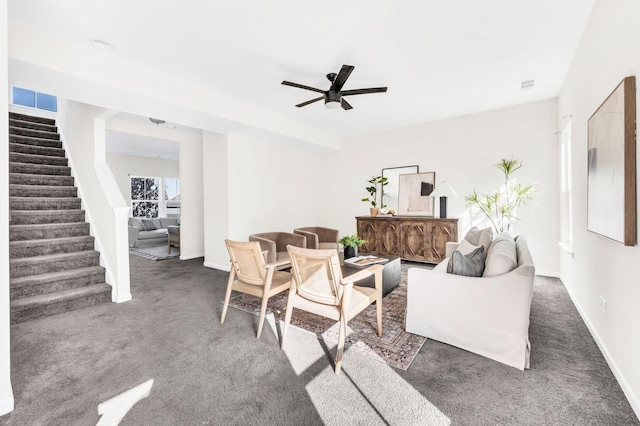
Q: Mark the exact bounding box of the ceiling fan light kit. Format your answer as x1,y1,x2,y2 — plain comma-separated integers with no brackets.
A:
282,64,387,111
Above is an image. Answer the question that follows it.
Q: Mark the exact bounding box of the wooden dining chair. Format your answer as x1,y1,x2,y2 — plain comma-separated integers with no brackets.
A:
282,245,383,374
222,239,292,338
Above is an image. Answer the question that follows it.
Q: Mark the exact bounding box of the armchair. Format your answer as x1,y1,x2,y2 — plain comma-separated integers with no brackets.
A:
222,239,292,338
248,232,306,265
282,245,383,374
293,226,339,250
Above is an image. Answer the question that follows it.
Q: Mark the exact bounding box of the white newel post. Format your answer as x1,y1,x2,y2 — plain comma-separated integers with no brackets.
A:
112,207,132,303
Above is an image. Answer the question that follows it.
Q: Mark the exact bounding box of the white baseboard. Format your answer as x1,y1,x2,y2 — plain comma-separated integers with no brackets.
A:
179,253,204,261
204,261,229,272
114,293,132,303
536,269,560,278
0,393,14,416
559,275,640,420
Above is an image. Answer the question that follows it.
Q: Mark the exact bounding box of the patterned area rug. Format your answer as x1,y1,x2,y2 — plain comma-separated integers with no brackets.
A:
227,265,426,370
129,244,179,261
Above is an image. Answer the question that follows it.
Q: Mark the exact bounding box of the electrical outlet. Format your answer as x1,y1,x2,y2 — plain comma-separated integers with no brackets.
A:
599,295,607,319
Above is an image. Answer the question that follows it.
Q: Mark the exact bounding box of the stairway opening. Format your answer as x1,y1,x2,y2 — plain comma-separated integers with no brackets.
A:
8,112,111,324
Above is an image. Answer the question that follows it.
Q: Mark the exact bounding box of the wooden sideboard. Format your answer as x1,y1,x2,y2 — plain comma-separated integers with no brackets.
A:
356,216,459,264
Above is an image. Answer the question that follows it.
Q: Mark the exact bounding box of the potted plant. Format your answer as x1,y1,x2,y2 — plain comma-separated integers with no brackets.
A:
361,175,388,217
339,234,366,259
465,158,538,233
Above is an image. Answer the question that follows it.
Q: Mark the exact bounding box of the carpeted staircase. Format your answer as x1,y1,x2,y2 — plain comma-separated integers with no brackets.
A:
8,112,112,324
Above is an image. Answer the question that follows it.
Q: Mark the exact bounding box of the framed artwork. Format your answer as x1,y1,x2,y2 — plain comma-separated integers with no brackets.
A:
398,172,436,216
381,165,419,213
587,76,636,246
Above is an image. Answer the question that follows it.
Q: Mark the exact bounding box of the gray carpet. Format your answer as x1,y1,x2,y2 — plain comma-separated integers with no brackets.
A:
1,256,638,425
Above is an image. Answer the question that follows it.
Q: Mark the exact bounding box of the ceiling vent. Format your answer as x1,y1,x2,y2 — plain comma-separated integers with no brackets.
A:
521,79,535,91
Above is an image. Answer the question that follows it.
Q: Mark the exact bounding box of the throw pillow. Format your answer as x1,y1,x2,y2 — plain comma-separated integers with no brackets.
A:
141,219,158,231
446,246,486,277
464,226,493,254
129,217,144,230
483,232,517,277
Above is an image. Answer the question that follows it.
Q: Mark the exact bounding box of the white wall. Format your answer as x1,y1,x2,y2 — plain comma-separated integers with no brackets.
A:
0,0,14,416
203,132,322,269
321,98,560,274
179,137,205,260
203,131,230,270
106,152,180,209
57,100,131,303
558,0,640,417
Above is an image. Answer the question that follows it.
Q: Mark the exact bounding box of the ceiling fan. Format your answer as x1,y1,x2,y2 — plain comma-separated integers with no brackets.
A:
281,64,387,110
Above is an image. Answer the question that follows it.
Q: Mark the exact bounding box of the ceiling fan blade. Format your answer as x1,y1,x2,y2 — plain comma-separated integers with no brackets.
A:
296,96,324,107
341,87,388,96
341,98,353,110
331,65,354,92
281,81,324,93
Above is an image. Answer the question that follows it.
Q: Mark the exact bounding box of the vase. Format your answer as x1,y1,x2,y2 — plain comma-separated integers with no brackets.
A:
370,208,380,217
344,246,358,259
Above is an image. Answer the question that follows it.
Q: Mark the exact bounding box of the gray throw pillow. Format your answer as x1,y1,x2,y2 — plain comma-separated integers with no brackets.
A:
141,219,158,231
447,246,486,277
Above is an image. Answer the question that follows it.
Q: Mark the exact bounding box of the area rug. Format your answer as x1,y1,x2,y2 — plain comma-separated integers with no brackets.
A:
227,265,426,370
129,244,179,261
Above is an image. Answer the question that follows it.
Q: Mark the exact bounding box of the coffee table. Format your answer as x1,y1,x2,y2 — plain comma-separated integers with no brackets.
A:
341,254,401,296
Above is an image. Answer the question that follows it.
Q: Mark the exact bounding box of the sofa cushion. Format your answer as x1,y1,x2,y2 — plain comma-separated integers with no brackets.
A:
464,226,493,254
142,219,158,231
447,246,486,277
138,229,168,240
483,233,517,277
160,217,180,228
129,217,145,230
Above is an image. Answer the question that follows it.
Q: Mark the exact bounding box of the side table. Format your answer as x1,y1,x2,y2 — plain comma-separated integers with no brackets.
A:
341,254,401,296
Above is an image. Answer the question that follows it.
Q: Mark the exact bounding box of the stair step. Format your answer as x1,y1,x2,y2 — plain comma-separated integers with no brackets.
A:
9,142,65,158
10,210,86,225
10,184,77,198
10,236,95,259
10,222,90,241
9,152,68,167
9,162,71,176
9,172,74,187
10,250,100,279
9,126,60,140
10,197,82,211
10,283,112,324
9,134,62,149
9,112,56,126
9,118,57,133
10,266,105,299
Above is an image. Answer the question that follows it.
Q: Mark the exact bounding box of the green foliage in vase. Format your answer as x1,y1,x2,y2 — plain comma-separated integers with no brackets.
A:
465,158,538,233
361,176,389,208
338,234,367,248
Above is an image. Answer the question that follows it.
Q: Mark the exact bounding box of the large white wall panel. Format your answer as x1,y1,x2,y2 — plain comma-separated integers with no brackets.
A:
321,99,559,274
179,139,205,260
202,132,230,270
558,0,640,417
1,0,14,416
226,133,321,244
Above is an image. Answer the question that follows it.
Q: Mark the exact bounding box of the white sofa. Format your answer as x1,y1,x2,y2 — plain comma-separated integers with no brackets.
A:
405,233,535,370
128,217,180,248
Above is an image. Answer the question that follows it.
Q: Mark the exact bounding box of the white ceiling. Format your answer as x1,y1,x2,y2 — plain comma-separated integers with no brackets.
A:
9,0,595,141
